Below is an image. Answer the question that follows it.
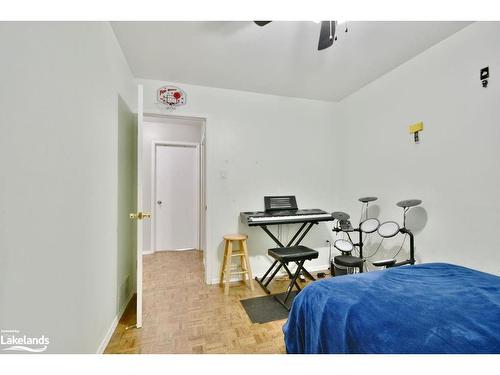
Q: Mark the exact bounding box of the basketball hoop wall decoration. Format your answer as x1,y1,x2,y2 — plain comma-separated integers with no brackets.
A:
156,86,186,111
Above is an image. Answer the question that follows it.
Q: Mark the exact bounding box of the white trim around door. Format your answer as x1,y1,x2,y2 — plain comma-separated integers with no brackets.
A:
142,111,211,285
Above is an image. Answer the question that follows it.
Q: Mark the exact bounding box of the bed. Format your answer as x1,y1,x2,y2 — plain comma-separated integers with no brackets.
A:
283,263,500,353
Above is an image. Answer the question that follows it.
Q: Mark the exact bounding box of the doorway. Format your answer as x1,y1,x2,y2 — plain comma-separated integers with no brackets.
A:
133,84,208,329
141,114,206,257
140,115,206,328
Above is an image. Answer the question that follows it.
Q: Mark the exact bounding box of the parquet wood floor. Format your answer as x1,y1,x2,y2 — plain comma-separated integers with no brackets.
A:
104,250,322,354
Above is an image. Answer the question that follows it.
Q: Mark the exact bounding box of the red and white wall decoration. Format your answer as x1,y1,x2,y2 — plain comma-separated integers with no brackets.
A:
156,86,186,110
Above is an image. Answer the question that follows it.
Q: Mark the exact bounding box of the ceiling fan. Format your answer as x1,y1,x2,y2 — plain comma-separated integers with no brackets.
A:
254,21,347,50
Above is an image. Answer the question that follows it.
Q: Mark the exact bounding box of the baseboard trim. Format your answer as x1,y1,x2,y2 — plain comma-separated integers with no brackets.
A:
143,248,198,256
96,290,135,354
209,263,329,285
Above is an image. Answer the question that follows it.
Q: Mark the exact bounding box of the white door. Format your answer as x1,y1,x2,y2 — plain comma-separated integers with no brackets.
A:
155,144,199,250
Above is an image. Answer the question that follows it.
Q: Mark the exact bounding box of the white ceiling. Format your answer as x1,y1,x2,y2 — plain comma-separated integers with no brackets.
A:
111,21,471,102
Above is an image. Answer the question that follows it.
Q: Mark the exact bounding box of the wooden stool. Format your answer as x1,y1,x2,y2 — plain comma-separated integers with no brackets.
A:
220,234,254,295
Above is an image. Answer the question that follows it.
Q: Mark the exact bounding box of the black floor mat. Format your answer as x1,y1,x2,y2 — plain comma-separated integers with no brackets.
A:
240,291,298,324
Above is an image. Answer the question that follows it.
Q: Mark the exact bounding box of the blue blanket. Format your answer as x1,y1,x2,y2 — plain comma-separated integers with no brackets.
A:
283,263,500,353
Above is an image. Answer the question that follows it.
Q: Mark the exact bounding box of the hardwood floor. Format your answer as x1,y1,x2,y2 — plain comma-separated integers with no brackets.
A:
104,250,320,354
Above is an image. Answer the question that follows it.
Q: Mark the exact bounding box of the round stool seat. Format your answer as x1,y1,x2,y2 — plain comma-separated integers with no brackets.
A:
223,234,248,241
334,255,364,268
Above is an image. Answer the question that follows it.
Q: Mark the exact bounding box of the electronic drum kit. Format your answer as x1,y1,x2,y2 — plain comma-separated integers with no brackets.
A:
330,197,421,276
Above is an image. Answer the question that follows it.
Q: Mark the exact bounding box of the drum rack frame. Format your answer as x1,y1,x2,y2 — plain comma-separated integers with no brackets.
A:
332,225,416,269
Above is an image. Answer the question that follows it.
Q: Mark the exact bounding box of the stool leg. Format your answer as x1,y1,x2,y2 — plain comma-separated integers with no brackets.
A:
239,240,248,277
240,254,251,288
224,240,233,295
219,240,229,286
241,239,254,291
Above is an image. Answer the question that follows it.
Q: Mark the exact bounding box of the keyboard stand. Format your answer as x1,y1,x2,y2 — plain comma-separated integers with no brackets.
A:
254,222,318,294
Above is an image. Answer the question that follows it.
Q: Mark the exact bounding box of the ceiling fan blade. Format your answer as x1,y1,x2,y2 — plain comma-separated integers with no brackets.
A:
318,21,335,50
254,21,272,26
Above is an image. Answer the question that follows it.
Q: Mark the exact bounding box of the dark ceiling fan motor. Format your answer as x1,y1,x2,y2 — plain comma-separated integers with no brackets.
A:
254,21,342,51
318,21,336,50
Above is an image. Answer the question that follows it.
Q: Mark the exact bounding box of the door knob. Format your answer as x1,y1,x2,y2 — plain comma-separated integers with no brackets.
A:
157,200,162,205
129,212,151,220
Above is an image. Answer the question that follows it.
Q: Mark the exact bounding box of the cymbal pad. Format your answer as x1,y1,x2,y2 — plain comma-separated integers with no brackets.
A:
358,196,378,203
397,199,422,208
332,211,350,221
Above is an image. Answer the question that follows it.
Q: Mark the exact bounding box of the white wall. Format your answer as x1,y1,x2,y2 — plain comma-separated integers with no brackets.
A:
0,22,136,353
142,117,204,252
337,22,500,274
139,79,340,283
3,21,497,355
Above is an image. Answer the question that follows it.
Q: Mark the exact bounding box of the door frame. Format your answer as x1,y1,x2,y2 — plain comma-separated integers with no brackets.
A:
151,140,201,252
141,111,210,284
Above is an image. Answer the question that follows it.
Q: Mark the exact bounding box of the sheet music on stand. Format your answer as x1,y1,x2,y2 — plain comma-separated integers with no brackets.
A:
264,196,298,212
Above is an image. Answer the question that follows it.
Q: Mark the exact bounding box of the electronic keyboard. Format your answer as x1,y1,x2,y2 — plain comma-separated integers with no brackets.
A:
245,196,333,294
240,209,334,226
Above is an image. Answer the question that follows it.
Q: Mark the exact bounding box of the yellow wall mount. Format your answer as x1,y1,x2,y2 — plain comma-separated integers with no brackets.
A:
409,121,424,143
